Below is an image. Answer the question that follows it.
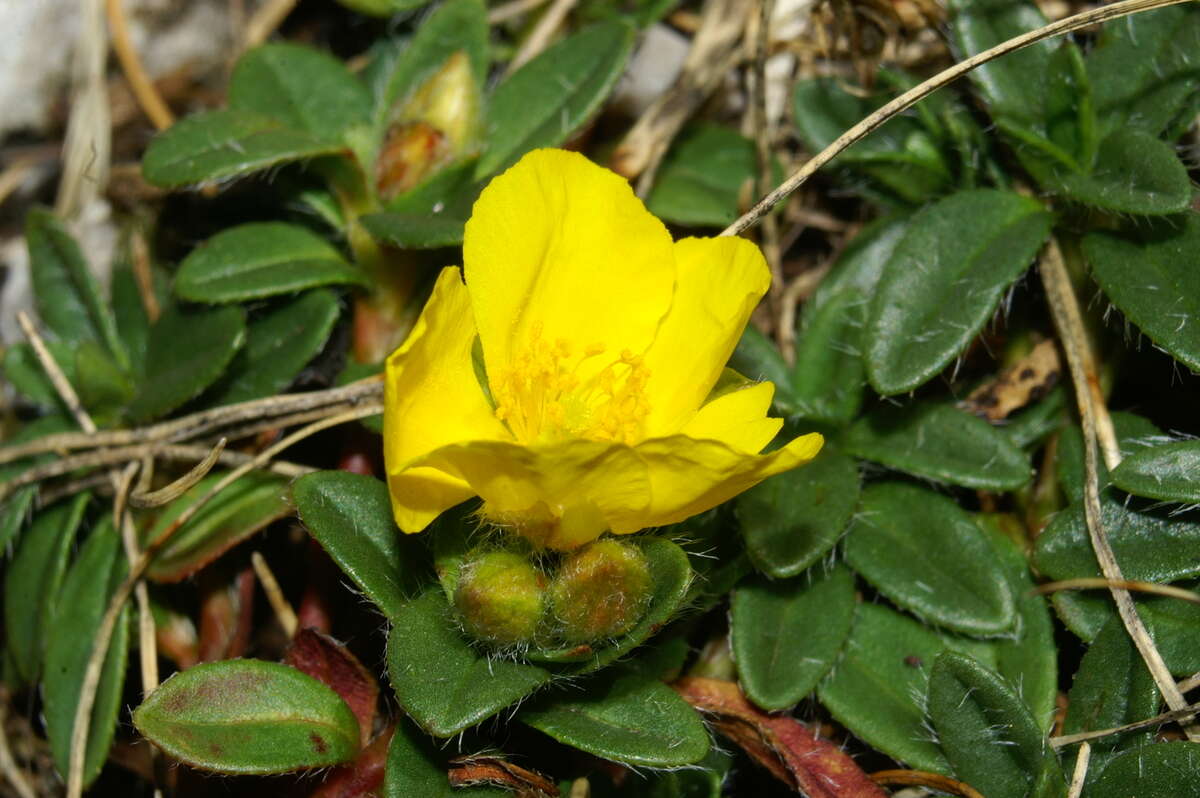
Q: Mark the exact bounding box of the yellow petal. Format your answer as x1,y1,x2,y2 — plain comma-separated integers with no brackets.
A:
463,149,675,382
625,432,824,531
412,438,651,550
680,380,782,454
641,236,770,435
384,266,511,533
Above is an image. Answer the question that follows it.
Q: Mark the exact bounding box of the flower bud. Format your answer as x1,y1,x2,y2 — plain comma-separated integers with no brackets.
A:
549,540,652,643
376,51,481,201
454,551,546,647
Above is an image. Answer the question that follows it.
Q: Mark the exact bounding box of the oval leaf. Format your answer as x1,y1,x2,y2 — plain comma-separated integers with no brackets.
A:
816,603,952,774
1085,216,1200,373
176,222,366,303
1111,440,1200,504
1056,412,1161,504
208,289,341,405
846,402,1031,490
386,589,550,737
292,471,424,619
1041,129,1190,215
26,208,126,365
140,471,290,582
142,109,348,188
4,493,89,682
1062,616,1159,784
865,189,1052,394
731,565,855,710
134,659,360,773
844,483,1017,635
1091,742,1200,798
126,304,246,422
230,43,371,141
1034,490,1200,586
927,652,1060,798
736,448,860,578
520,668,709,767
646,124,757,228
43,519,130,788
477,22,634,178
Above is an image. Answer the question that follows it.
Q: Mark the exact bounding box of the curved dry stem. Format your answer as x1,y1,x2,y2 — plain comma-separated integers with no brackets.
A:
1033,578,1200,605
105,0,174,130
1039,237,1198,740
720,0,1195,237
129,438,226,508
0,377,383,467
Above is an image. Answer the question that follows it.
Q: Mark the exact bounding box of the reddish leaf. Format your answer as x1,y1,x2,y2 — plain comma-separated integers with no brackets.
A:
310,726,392,798
285,629,379,747
297,540,336,634
673,677,887,797
198,565,255,662
448,754,559,797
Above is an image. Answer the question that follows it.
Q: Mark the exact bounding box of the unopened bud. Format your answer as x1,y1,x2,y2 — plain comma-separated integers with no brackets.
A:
376,51,480,200
454,551,545,647
549,540,652,644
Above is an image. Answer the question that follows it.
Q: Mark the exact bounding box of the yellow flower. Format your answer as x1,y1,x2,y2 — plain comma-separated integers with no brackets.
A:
383,149,822,550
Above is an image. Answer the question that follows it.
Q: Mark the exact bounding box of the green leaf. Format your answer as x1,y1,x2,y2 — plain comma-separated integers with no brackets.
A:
386,589,550,737
1056,411,1161,504
527,536,691,671
864,189,1052,394
846,402,1031,490
1085,214,1200,373
477,21,634,178
1111,441,1200,504
373,0,489,130
948,0,1088,165
844,483,1017,636
140,471,290,582
383,719,507,798
1091,742,1200,797
133,659,361,773
26,208,126,366
2,340,76,411
43,519,129,788
1088,4,1200,137
790,292,867,425
1001,385,1066,449
111,262,168,374
3,493,89,682
1034,490,1200,587
792,77,952,203
926,652,1060,798
646,124,756,227
979,519,1058,731
731,565,855,710
360,211,468,250
292,471,424,619
816,603,951,774
207,290,340,405
176,222,366,303
0,486,37,551
790,215,909,422
75,340,133,412
1061,616,1158,784
1037,128,1191,215
520,667,709,767
1050,580,1200,676
230,43,371,141
736,447,860,578
126,304,246,422
142,109,347,188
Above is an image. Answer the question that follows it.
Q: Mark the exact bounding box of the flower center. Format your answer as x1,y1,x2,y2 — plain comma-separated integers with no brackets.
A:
491,323,650,445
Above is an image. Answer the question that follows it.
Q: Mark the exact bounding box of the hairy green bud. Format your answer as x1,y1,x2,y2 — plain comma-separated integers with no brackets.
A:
454,551,545,647
549,539,652,643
